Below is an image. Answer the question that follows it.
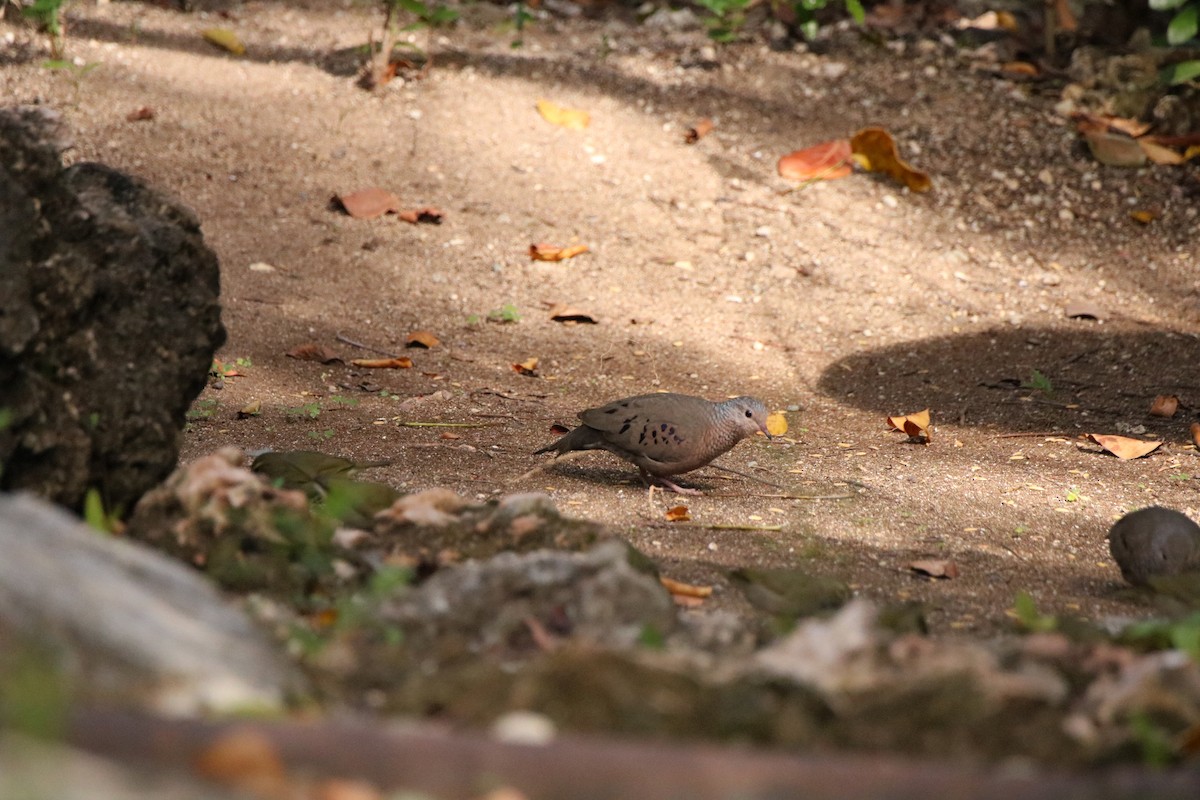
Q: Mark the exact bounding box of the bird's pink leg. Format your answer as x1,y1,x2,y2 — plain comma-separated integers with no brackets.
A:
639,467,703,496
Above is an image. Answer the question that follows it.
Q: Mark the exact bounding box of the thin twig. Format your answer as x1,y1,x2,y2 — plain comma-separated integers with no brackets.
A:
705,491,855,500
992,431,1073,440
680,523,784,532
708,463,785,489
399,421,500,428
335,332,397,357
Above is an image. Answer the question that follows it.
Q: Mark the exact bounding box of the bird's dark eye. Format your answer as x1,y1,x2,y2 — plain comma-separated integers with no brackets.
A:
745,409,752,418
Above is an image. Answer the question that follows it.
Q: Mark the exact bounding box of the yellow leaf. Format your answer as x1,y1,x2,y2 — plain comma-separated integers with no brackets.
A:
529,243,589,262
765,412,788,436
1085,433,1162,460
536,99,590,130
201,28,245,56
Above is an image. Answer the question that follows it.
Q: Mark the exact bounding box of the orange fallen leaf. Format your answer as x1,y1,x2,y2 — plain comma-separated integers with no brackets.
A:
1191,422,1200,448
1000,61,1039,77
194,729,287,798
1085,433,1162,459
684,118,714,144
439,431,461,440
1150,395,1179,418
850,127,931,192
1071,112,1151,139
777,139,853,181
335,187,402,219
536,98,590,130
886,408,931,442
397,206,444,224
512,357,539,376
659,575,713,598
1138,138,1185,165
909,559,959,579
126,106,155,122
765,412,788,436
548,304,598,324
665,505,691,522
1130,209,1157,224
530,243,589,262
351,357,413,369
286,343,342,363
405,330,440,349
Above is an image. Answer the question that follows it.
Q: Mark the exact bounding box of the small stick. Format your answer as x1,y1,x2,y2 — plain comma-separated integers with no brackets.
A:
706,491,855,501
398,421,499,428
684,523,784,532
335,332,397,357
708,463,785,489
992,431,1073,440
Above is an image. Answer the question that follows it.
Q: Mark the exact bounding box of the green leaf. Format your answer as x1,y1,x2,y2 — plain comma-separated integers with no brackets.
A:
1150,0,1188,11
1168,5,1199,45
1162,58,1200,85
844,0,866,24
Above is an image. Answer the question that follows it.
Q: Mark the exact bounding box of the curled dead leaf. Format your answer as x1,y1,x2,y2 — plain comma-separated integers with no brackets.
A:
536,99,590,130
665,505,691,522
850,127,931,192
548,304,598,324
1150,394,1179,418
397,207,444,224
1085,433,1162,460
909,559,959,579
351,357,413,369
335,187,403,219
886,408,931,442
512,357,539,377
287,343,342,363
405,330,440,349
777,139,853,182
237,400,261,419
659,575,712,598
530,243,589,262
126,106,155,122
684,118,714,144
1071,112,1151,139
765,412,788,436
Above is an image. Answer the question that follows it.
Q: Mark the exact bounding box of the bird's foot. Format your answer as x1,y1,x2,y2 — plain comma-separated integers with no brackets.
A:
640,470,703,496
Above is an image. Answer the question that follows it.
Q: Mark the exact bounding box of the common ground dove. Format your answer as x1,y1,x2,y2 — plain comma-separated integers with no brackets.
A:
1108,506,1200,587
534,393,772,494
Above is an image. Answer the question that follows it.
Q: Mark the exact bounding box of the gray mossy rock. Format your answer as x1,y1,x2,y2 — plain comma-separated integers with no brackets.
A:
0,106,224,513
0,493,303,715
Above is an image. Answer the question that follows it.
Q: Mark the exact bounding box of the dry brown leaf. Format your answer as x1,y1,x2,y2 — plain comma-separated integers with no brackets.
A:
548,304,598,324
1138,138,1186,165
766,412,788,436
335,187,402,219
1085,433,1162,460
1191,422,1200,448
126,106,155,122
850,127,931,192
237,400,261,419
777,139,853,181
512,357,539,376
286,343,342,363
1130,209,1157,224
1083,130,1146,167
397,207,444,224
664,505,691,522
659,575,713,598
530,243,589,262
1150,395,1179,418
886,408,931,442
405,330,440,349
351,357,413,369
1054,0,1077,30
194,729,287,798
536,99,590,130
1071,112,1152,139
909,559,959,579
439,431,461,440
684,118,714,144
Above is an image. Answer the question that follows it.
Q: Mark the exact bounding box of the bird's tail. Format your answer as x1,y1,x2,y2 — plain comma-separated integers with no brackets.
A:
533,425,602,456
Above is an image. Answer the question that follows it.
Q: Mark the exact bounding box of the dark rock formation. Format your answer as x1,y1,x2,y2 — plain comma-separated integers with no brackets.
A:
0,106,224,512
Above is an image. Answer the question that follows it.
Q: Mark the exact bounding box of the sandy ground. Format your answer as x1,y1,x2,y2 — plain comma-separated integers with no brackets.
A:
5,0,1200,635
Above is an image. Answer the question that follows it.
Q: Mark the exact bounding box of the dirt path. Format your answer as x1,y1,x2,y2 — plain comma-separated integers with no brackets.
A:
6,0,1199,635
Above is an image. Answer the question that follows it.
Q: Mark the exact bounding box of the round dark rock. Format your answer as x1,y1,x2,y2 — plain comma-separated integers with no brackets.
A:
1107,506,1200,587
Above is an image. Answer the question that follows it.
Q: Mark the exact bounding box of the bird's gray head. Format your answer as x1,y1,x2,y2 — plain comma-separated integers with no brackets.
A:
721,396,772,439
